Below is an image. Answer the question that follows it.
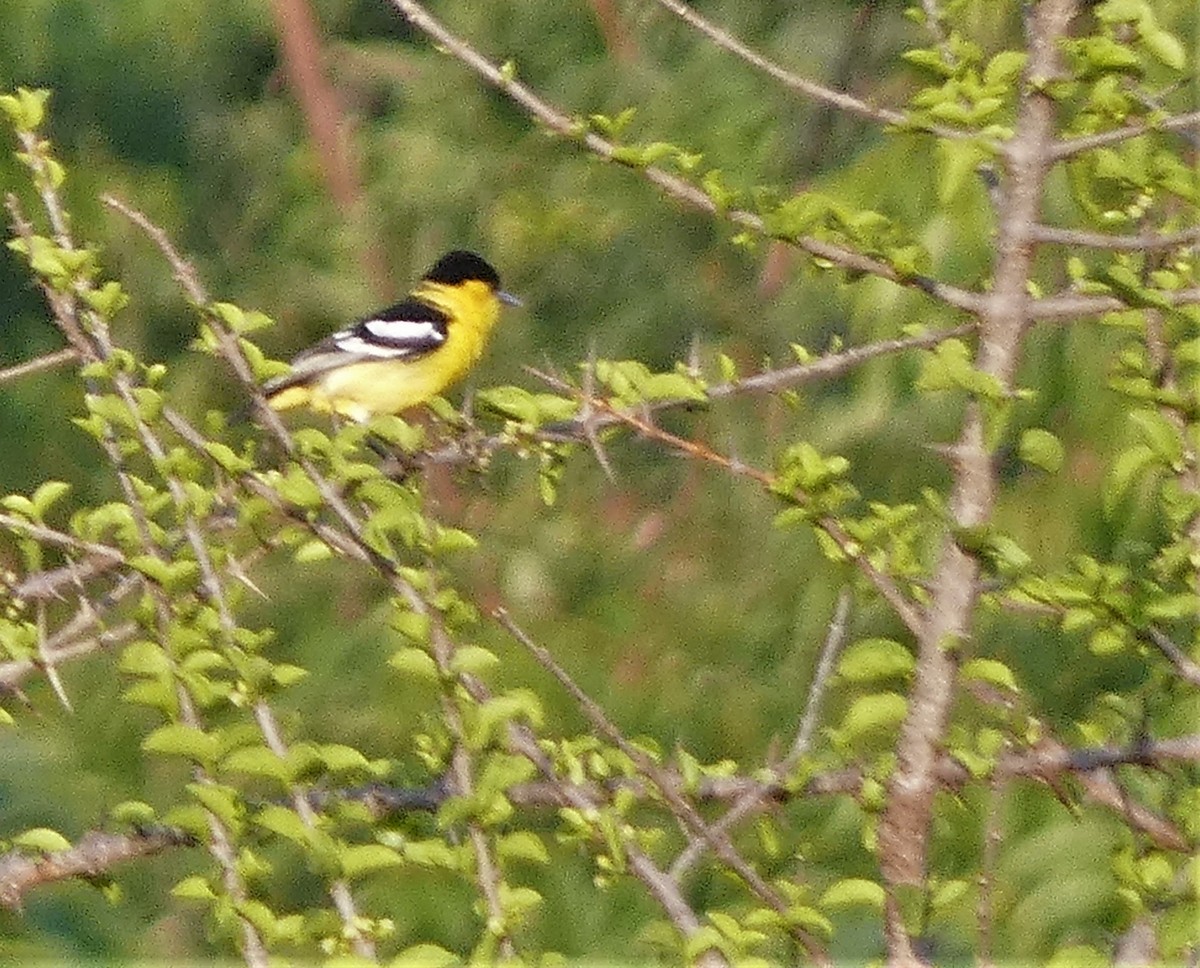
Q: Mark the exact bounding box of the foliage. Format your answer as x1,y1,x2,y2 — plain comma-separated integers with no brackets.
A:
1,0,1200,964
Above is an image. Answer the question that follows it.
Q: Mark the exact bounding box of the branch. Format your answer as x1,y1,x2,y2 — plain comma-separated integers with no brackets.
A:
419,323,975,470
383,0,984,315
651,0,982,144
0,348,77,385
877,2,1078,961
0,827,195,910
1052,110,1200,160
671,589,853,880
524,372,928,639
494,608,834,965
1030,286,1200,321
1143,627,1200,688
1031,224,1200,251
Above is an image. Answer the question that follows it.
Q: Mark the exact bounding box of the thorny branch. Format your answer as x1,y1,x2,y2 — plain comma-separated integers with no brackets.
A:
3,729,1194,907
876,1,1077,962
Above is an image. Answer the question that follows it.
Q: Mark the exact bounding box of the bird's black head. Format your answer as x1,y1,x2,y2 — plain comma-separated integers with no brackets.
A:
424,250,502,289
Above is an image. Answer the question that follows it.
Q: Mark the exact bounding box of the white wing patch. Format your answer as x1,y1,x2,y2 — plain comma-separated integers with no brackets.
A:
363,318,445,347
331,334,410,359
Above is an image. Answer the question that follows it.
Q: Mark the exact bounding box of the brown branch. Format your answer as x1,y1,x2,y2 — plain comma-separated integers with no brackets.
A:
5,727,1195,911
525,373,927,640
418,323,976,471
650,0,982,146
0,828,195,910
383,0,984,316
0,348,77,385
1052,110,1200,160
1031,224,1200,251
876,3,1078,962
1143,627,1200,688
494,608,832,965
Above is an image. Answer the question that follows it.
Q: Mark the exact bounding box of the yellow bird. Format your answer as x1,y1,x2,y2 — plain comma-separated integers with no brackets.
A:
264,250,519,423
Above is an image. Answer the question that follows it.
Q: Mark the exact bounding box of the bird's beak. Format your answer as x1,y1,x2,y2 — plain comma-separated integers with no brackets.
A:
499,290,522,307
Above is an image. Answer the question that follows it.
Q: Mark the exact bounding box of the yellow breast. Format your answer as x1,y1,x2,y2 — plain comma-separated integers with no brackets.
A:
310,279,502,422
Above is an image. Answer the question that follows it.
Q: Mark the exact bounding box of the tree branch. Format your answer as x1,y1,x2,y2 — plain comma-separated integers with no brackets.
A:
876,2,1078,961
383,0,984,315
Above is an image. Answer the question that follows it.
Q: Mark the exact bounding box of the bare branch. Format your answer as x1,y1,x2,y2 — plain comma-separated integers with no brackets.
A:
1031,224,1200,251
1052,110,1200,160
1143,627,1200,688
788,588,853,766
651,0,979,143
383,0,984,315
0,348,77,385
0,828,195,910
1031,286,1200,320
877,2,1079,961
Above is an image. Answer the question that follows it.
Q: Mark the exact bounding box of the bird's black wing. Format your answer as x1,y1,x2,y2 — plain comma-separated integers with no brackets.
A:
264,298,449,393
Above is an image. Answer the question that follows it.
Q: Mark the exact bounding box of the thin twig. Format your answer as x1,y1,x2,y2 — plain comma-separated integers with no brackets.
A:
788,588,853,766
1052,110,1200,160
671,589,853,879
493,607,832,965
1031,224,1200,251
651,0,980,145
0,348,77,384
384,0,984,316
1143,627,1200,688
526,370,928,639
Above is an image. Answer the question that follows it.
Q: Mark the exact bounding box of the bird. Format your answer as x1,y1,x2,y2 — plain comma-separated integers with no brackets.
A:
263,250,519,423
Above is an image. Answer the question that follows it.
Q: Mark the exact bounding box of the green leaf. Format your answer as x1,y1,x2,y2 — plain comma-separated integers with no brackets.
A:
837,638,915,682
340,844,403,879
390,944,460,968
318,744,371,774
960,657,1019,692
171,875,216,901
253,805,311,845
1140,24,1185,70
272,664,309,687
449,645,500,678
203,442,253,474
820,877,886,909
983,51,1027,86
222,746,290,782
392,610,432,645
1019,429,1065,473
13,827,72,854
0,88,49,132
1130,409,1182,467
936,140,989,204
389,647,439,681
109,801,157,827
30,481,70,518
1103,444,1156,515
187,782,243,831
831,693,908,747
143,724,218,763
496,831,550,865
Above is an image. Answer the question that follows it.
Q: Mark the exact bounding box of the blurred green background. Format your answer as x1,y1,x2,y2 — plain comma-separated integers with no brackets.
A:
0,0,1193,962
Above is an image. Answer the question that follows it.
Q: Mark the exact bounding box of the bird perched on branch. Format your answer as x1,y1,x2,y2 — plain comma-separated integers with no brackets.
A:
264,250,519,423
